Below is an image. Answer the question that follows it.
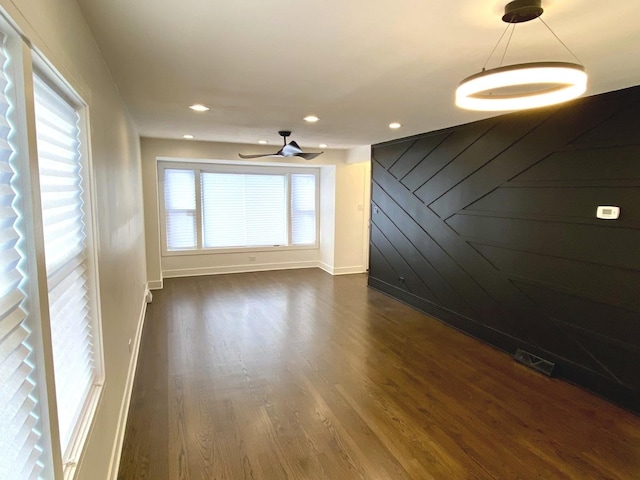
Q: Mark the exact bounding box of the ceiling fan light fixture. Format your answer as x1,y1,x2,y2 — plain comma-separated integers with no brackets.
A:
456,0,587,112
239,130,324,160
456,62,587,111
189,103,209,112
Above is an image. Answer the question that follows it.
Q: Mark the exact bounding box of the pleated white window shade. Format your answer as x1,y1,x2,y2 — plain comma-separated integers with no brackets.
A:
34,74,99,458
0,33,46,480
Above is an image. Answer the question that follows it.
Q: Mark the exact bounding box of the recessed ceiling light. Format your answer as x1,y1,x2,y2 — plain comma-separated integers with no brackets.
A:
189,104,210,112
389,122,402,129
183,134,194,139
258,140,269,144
304,115,319,123
319,144,328,148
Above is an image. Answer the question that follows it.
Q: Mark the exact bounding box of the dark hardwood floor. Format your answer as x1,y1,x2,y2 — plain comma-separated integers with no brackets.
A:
117,269,640,479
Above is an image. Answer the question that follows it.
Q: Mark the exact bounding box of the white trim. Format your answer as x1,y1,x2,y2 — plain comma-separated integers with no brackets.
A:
158,161,320,255
318,263,365,275
62,385,102,480
163,261,318,278
106,287,149,480
318,262,335,275
332,265,367,276
147,279,164,290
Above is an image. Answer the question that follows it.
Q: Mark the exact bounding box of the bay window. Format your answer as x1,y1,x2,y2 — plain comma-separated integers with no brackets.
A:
160,163,319,253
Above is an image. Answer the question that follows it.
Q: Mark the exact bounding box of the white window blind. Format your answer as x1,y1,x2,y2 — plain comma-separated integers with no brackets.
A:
34,74,98,459
164,168,197,250
0,32,46,480
291,173,316,245
202,173,286,248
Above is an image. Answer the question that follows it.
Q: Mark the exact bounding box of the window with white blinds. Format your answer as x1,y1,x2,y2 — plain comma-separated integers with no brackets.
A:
164,169,197,250
202,173,286,248
34,74,102,462
161,164,318,252
291,173,316,245
0,32,47,480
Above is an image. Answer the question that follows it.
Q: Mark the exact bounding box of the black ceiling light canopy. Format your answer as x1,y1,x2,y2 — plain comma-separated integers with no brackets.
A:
239,131,324,160
501,0,543,23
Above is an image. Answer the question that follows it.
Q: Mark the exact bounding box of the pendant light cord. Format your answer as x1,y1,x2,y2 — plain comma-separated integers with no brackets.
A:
537,17,583,64
482,22,512,70
482,15,583,71
499,24,516,67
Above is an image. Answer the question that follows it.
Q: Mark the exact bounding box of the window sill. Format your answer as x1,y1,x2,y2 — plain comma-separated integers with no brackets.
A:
161,244,319,257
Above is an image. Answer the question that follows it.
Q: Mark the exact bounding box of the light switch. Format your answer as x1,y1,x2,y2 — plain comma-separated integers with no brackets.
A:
596,206,620,220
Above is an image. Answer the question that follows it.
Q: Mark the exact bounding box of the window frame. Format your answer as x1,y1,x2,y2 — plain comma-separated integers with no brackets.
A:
0,13,105,479
0,20,57,480
31,53,104,480
158,161,320,256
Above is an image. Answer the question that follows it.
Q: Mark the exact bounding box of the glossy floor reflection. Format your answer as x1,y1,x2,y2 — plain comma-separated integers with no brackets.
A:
118,269,640,479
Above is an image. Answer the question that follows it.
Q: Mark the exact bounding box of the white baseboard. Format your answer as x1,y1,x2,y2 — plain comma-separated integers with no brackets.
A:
318,263,366,275
147,279,163,290
106,286,149,480
164,262,367,278
332,265,367,275
162,261,318,278
318,262,334,275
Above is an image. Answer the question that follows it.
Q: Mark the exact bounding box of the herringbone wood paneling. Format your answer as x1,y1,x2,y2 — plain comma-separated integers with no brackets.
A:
369,86,640,413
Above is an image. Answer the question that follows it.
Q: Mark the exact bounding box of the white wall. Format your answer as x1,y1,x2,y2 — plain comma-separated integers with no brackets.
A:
336,146,371,274
319,165,336,271
0,1,147,478
141,137,370,283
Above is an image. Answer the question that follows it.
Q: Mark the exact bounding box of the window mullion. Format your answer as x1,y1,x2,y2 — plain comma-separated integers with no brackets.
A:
286,172,292,246
195,169,203,249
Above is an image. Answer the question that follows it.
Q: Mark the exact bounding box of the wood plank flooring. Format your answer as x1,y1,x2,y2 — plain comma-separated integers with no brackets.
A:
117,269,640,479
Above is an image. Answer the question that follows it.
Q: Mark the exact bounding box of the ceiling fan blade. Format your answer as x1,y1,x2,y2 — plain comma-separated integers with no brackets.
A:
239,134,322,160
296,151,324,160
238,152,281,159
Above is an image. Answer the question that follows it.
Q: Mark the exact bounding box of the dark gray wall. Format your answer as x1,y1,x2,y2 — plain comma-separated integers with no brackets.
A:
369,86,640,413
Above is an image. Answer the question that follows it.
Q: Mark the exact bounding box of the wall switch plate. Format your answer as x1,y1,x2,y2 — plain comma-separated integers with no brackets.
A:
596,206,620,220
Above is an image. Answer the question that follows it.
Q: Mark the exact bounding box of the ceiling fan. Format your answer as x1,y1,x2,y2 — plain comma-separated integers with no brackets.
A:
239,130,323,160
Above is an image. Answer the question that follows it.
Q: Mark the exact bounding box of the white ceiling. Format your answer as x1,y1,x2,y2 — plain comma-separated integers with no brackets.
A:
76,0,640,149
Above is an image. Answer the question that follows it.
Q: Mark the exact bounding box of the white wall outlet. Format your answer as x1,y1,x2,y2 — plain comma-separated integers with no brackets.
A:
596,206,620,220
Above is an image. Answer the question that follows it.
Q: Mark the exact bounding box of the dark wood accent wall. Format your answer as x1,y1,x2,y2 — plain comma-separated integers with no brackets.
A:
369,86,640,413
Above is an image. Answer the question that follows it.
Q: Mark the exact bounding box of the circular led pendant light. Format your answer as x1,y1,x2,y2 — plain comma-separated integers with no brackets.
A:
455,0,587,112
